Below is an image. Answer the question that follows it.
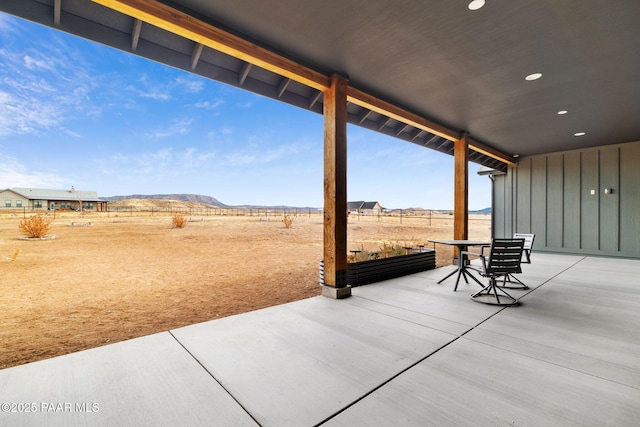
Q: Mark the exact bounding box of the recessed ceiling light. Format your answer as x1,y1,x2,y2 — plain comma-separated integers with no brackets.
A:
557,110,568,115
574,132,586,137
468,0,485,11
525,73,543,81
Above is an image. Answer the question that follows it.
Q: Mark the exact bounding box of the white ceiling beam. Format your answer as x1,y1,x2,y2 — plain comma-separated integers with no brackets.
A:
239,62,252,86
358,110,372,124
308,90,322,108
396,123,411,137
277,78,291,98
411,129,425,141
378,117,392,131
191,43,204,70
54,0,61,25
131,18,142,51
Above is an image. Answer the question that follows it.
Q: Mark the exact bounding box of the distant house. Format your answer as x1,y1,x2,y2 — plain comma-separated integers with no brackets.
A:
347,201,384,215
0,187,108,211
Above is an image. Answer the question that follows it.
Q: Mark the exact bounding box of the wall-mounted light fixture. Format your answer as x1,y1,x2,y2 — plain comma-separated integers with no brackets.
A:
604,188,614,195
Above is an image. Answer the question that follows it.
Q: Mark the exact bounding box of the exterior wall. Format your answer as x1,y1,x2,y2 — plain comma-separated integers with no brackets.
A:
363,203,383,215
492,140,640,259
0,190,29,209
32,200,47,210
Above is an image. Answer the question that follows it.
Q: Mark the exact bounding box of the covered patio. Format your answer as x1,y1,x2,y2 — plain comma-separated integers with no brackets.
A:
2,253,639,426
1,2,639,425
4,0,638,299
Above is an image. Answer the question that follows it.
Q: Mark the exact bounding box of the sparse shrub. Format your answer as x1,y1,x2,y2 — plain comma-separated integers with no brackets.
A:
282,214,294,229
348,241,415,262
172,213,188,228
379,241,414,257
19,214,53,238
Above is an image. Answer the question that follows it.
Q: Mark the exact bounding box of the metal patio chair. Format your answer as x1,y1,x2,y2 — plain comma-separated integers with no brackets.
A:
514,233,535,264
499,233,535,289
462,238,525,306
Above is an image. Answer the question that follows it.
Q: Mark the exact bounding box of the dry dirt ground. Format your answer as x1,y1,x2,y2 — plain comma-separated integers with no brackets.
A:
0,207,490,369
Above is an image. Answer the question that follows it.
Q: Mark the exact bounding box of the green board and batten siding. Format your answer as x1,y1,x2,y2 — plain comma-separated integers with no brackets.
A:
492,140,640,259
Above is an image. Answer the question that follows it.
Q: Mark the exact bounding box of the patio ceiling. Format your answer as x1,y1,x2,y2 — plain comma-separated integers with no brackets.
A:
3,0,640,171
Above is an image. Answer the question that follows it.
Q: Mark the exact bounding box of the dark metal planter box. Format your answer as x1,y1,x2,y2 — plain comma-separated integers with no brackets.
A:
320,249,436,287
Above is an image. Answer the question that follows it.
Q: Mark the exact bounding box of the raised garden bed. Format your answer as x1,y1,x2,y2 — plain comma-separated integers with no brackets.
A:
320,248,436,287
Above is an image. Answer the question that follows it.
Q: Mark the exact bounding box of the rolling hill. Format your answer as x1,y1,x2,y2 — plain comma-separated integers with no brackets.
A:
104,194,229,208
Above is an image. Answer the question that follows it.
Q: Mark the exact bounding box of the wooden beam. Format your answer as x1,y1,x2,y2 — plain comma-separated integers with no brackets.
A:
468,136,515,166
190,43,204,70
131,18,142,51
322,75,349,298
453,133,469,257
93,0,330,91
347,87,460,141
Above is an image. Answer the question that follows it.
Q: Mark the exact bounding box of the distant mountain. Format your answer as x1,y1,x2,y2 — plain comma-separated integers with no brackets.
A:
470,207,492,215
104,194,229,208
103,194,322,210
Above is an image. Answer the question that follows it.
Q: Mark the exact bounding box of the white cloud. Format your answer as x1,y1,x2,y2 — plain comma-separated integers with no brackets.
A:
180,147,215,168
0,89,63,135
235,100,254,109
224,152,257,166
191,99,224,110
0,23,97,137
63,129,82,138
145,119,192,139
127,73,172,101
224,139,314,166
96,147,215,179
133,85,171,101
23,55,55,71
132,73,207,101
0,14,18,33
176,76,204,93
0,152,69,188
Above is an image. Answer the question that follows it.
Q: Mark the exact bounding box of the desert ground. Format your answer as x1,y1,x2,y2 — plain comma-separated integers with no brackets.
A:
0,203,490,369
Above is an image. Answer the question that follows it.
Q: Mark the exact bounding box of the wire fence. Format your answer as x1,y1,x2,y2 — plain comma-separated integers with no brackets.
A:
1,206,491,225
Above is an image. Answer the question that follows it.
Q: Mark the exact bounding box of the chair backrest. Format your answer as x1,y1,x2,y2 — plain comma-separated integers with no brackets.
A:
513,233,535,251
486,238,525,276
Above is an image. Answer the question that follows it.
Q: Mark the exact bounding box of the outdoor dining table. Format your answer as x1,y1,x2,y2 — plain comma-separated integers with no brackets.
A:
428,239,490,291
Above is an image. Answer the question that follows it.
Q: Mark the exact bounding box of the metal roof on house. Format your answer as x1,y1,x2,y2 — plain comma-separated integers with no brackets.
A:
361,202,382,210
347,201,365,210
348,201,382,210
10,187,101,202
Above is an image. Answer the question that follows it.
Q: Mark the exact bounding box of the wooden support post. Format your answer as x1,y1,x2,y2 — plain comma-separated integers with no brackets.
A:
454,133,469,259
322,75,350,299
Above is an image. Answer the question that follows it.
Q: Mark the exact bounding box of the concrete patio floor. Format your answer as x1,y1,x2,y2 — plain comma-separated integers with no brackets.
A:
1,253,639,426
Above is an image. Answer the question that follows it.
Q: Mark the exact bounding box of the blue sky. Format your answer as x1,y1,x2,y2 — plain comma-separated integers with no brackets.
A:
0,13,491,210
